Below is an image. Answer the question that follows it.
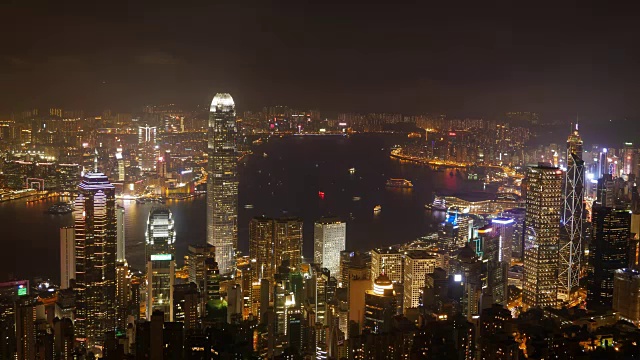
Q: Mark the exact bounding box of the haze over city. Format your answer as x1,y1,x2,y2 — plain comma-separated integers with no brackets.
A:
2,1,640,359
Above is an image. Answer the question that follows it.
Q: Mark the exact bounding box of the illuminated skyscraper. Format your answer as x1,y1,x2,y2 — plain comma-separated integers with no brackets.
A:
206,93,238,275
370,248,403,284
249,216,304,283
559,124,585,302
314,217,347,277
145,207,176,321
587,206,630,310
523,164,563,309
60,227,75,290
363,274,397,334
73,172,117,346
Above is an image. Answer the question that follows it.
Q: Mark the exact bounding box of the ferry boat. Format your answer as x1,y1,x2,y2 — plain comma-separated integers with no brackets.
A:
47,202,73,214
425,196,447,211
244,204,254,209
373,205,382,212
385,178,413,188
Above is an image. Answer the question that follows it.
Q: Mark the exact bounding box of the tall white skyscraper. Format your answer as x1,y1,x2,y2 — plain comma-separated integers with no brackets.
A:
206,93,238,275
60,227,75,290
313,217,346,277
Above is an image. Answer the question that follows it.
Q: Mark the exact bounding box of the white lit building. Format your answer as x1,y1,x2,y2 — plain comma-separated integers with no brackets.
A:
313,217,347,277
403,251,437,311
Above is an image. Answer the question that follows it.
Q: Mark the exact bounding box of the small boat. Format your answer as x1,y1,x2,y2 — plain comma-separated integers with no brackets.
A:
373,205,382,212
385,178,413,188
449,171,454,177
47,202,73,214
352,196,361,201
47,203,73,214
349,168,356,174
244,204,254,209
263,153,268,158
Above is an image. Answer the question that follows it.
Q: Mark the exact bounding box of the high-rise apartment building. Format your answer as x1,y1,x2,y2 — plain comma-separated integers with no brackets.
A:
249,216,303,282
523,164,562,309
145,207,176,321
60,227,75,290
559,124,585,302
73,172,117,346
371,248,404,284
403,251,437,311
314,217,347,277
206,93,238,275
587,206,630,310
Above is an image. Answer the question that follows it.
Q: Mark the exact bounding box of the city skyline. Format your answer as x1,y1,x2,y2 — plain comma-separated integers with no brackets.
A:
3,2,640,358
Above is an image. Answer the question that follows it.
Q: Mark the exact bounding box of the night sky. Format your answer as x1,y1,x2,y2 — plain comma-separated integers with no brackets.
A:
2,1,640,128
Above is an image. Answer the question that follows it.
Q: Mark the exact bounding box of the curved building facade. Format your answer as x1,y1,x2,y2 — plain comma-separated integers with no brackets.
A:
207,93,238,274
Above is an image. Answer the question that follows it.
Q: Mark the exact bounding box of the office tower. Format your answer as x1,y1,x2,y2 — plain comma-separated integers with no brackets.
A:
204,258,221,304
138,125,158,171
450,244,483,321
173,283,199,330
53,317,74,360
115,149,125,181
597,174,615,207
116,205,125,263
138,125,157,145
558,125,585,302
274,217,304,271
613,268,640,327
403,251,437,311
314,217,347,277
456,215,474,248
371,248,403,284
341,251,370,288
249,216,273,281
16,296,37,360
492,217,514,266
115,261,130,331
227,284,243,323
363,274,397,334
60,227,75,290
145,207,176,321
587,206,631,310
115,205,129,330
523,164,562,309
206,93,238,275
73,172,117,346
187,244,216,293
482,227,508,305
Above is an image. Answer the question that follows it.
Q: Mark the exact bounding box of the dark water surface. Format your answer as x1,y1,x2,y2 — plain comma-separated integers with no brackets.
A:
1,134,484,283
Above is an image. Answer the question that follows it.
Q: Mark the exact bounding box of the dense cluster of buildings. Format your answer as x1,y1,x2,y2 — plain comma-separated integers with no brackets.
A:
3,95,640,359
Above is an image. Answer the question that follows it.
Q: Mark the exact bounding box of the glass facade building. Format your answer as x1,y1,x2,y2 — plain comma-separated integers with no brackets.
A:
206,93,238,275
73,172,116,347
523,164,562,309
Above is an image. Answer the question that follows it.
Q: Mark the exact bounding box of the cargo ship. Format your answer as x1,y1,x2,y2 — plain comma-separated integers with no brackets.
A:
385,178,413,188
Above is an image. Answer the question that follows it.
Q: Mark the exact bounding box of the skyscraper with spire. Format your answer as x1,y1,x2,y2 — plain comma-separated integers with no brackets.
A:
206,93,238,275
558,123,585,302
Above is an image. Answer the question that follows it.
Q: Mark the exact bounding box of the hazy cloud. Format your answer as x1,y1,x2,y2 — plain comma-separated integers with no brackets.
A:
135,51,182,65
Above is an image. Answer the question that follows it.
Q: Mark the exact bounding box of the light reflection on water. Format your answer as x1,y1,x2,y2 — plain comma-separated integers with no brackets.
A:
0,134,487,283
